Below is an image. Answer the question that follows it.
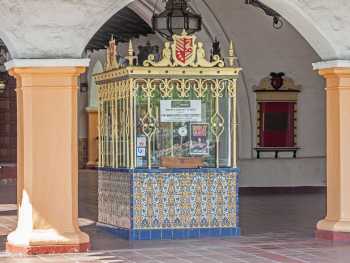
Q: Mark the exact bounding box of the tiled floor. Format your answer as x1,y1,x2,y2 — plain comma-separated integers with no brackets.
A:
1,170,350,263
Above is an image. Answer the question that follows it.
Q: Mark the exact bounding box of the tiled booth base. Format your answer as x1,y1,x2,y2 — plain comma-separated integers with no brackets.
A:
98,168,239,240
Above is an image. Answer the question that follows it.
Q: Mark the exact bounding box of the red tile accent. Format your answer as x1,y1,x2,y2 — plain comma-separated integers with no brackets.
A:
316,229,350,241
6,242,90,255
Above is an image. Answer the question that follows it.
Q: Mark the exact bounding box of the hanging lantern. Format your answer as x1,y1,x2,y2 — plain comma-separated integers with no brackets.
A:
152,0,202,40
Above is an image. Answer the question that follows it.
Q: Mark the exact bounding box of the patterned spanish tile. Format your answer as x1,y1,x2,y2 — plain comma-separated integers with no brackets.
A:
132,171,238,231
98,170,131,229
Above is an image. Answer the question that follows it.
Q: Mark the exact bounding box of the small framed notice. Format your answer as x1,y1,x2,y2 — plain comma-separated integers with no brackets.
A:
136,136,147,148
136,147,146,157
160,100,202,123
190,123,209,155
136,136,147,157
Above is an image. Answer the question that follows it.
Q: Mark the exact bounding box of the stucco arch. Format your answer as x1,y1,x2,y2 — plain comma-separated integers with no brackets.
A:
259,0,337,60
81,0,135,54
81,0,338,60
0,31,15,58
0,0,340,60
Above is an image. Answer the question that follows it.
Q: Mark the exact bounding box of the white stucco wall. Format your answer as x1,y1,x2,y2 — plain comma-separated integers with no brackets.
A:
199,0,326,187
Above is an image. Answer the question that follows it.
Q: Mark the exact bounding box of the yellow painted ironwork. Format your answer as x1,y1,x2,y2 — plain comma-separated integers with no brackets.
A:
95,33,241,169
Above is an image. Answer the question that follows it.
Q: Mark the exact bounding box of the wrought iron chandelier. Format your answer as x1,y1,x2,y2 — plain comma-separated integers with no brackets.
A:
152,0,202,40
245,0,283,29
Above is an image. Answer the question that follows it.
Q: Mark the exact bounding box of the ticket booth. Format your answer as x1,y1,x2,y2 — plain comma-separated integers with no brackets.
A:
95,32,241,240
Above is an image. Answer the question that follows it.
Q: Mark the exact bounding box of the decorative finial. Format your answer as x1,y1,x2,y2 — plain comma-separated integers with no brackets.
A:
125,39,137,66
228,40,237,67
128,39,133,57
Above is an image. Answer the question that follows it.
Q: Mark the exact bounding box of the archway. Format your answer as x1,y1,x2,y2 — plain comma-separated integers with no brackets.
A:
0,0,348,256
79,0,327,239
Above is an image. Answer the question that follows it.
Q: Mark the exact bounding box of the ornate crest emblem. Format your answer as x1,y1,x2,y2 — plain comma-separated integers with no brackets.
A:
172,32,197,66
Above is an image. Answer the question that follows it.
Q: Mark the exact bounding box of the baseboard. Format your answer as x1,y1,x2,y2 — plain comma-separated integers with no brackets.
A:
239,186,326,195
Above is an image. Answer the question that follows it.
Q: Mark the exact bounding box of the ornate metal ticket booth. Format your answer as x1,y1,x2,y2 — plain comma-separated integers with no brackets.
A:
95,32,241,240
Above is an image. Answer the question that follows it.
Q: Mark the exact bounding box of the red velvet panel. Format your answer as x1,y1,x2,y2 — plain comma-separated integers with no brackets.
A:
259,102,295,147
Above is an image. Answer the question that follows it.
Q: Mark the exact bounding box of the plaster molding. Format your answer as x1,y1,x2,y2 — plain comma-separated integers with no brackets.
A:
313,60,350,70
5,59,90,71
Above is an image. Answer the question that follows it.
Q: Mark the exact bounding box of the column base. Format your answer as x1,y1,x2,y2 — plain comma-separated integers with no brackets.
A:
6,228,90,255
316,219,350,241
316,230,350,241
6,242,90,255
86,161,97,168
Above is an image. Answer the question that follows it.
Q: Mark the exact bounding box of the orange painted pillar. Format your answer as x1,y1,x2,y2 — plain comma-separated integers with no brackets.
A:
86,107,98,168
314,62,350,240
5,59,90,254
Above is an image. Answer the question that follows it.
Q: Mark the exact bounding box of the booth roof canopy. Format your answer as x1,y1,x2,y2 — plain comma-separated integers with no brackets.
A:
86,7,154,50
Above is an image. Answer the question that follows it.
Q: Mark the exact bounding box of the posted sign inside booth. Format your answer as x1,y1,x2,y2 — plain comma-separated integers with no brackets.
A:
160,100,201,123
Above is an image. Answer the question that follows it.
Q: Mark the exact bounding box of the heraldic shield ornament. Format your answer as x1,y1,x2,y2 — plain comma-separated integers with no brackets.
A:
172,31,197,66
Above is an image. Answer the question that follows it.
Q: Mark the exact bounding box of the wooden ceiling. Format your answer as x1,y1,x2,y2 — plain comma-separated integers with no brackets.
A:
86,7,154,50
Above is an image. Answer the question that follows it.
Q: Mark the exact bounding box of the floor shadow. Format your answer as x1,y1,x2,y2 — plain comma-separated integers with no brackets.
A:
0,210,16,217
81,224,131,251
79,169,98,222
239,190,326,236
0,184,16,205
0,235,6,251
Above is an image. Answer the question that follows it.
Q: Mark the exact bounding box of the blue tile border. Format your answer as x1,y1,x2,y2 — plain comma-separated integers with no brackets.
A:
96,225,241,241
135,228,240,240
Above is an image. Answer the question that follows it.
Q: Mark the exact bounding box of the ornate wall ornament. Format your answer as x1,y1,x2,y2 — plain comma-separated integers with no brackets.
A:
254,73,301,158
255,72,302,92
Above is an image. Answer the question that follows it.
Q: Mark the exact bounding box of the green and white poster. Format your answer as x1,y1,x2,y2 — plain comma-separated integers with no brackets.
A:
160,100,202,123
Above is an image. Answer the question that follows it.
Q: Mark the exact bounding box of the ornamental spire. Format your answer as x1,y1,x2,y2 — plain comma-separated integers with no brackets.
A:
125,39,137,66
228,40,237,67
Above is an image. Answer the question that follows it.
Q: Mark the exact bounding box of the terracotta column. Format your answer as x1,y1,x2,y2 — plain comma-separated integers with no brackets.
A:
314,61,350,240
5,59,90,254
85,107,98,168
